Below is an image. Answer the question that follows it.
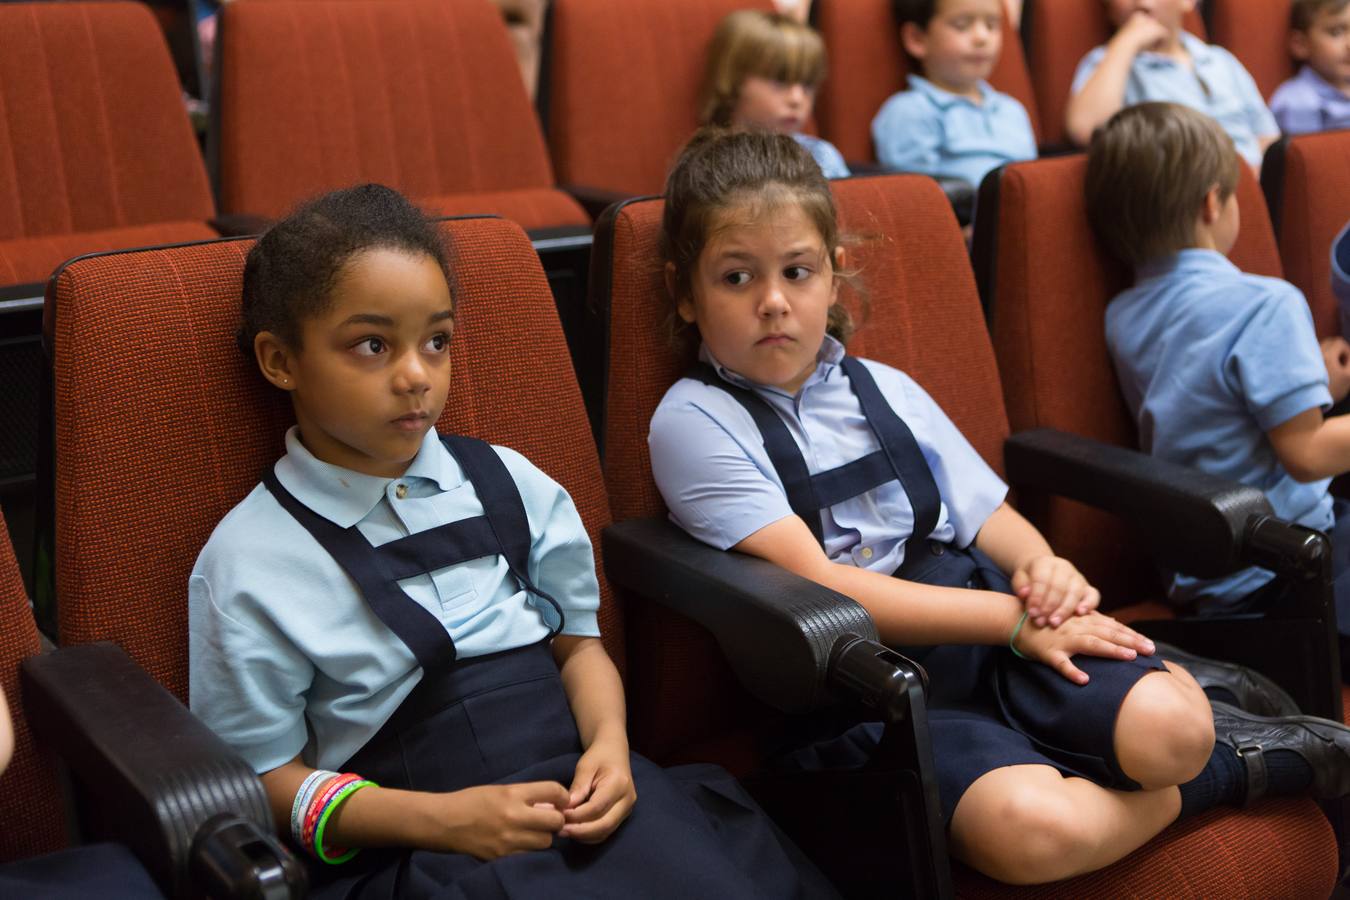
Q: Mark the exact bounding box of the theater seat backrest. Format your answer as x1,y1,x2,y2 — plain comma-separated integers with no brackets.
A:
1210,0,1294,99
1264,129,1350,338
546,0,775,198
599,174,1003,761
815,0,1040,162
981,154,1278,601
1024,0,1205,147
216,0,564,219
47,218,620,701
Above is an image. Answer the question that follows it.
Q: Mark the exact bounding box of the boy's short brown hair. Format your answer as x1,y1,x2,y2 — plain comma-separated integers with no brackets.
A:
1292,0,1350,32
1085,102,1241,268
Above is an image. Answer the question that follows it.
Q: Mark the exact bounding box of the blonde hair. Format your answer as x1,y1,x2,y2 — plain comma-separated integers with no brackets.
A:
699,10,828,127
1085,102,1241,268
661,128,862,349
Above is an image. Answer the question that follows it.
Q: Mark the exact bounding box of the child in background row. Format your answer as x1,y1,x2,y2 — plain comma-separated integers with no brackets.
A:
189,184,835,898
649,127,1350,886
1271,0,1350,135
871,0,1036,189
1068,0,1277,169
1089,102,1350,634
701,10,850,179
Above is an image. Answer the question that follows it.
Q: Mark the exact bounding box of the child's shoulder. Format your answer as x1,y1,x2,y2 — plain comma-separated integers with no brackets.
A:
874,81,941,122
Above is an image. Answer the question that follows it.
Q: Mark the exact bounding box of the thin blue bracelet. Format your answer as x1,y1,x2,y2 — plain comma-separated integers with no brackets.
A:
1009,612,1030,660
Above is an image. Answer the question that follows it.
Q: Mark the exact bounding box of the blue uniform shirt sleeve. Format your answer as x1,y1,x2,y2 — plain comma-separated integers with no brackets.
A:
496,446,602,637
1270,72,1322,135
872,90,943,173
1221,47,1278,139
1226,285,1332,431
1070,46,1108,96
649,386,795,550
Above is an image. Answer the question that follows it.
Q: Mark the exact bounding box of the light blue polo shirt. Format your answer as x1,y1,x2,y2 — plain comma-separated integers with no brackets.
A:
189,426,601,773
794,132,851,179
1271,65,1350,136
1105,249,1334,607
1072,32,1278,167
648,336,1008,574
870,75,1037,188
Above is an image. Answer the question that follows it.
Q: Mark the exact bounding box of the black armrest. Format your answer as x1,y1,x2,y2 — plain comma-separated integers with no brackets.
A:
208,214,272,237
604,518,928,719
1005,428,1325,580
21,642,305,899
558,184,633,222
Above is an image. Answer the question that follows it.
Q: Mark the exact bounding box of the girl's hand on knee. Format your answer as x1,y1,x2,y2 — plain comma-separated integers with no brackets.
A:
562,738,637,843
1014,612,1155,685
437,781,569,859
1011,555,1100,628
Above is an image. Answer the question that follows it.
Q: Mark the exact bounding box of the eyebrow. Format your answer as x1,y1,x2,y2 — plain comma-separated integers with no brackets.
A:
339,309,454,327
713,246,820,262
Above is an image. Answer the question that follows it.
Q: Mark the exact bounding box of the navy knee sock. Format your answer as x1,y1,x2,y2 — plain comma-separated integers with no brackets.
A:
1178,746,1314,818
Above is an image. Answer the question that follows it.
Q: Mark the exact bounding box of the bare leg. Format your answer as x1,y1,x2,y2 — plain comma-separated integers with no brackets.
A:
1114,661,1215,788
950,764,1180,884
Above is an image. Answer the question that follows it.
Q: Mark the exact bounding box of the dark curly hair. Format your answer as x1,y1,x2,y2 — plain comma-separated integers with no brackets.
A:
238,183,452,355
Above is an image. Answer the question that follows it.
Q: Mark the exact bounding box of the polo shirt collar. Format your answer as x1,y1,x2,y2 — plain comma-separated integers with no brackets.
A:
700,335,845,395
1136,248,1237,283
1139,31,1210,69
272,426,462,527
1298,64,1348,100
907,74,995,109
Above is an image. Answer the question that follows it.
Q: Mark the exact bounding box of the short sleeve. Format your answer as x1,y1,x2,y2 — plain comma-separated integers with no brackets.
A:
1224,49,1279,138
812,139,852,179
1270,79,1321,136
872,91,943,174
497,447,602,638
1070,46,1108,96
189,573,313,773
648,389,795,550
1226,286,1332,430
862,362,1008,547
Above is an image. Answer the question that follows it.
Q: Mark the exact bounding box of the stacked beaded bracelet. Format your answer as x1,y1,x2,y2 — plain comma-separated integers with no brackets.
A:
1009,611,1030,660
291,770,377,864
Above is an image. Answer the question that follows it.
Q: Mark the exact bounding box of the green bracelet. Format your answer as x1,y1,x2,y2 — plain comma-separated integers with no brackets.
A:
314,779,376,865
1009,612,1030,660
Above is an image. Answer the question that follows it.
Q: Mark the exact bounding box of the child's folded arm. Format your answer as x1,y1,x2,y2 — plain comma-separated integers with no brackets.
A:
1065,14,1169,145
1267,407,1350,482
974,502,1101,628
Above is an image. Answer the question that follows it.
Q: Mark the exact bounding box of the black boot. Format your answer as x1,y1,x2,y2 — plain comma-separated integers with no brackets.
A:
1211,701,1350,803
1154,642,1300,717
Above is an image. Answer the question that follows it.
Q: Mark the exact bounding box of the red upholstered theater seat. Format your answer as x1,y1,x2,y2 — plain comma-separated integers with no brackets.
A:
0,2,216,286
214,0,587,231
814,0,1040,164
44,217,619,700
545,0,776,198
596,171,1338,898
1262,128,1350,339
1209,0,1295,100
1023,0,1205,147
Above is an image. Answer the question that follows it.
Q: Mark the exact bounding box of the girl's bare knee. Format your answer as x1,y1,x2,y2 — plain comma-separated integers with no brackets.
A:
1117,673,1215,787
963,783,1089,884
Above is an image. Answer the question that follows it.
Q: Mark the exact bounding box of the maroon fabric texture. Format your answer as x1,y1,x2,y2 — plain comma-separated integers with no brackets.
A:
1271,129,1350,338
546,0,776,197
0,2,214,285
50,218,619,703
815,0,1040,162
0,516,66,862
0,222,218,286
987,154,1278,604
216,0,584,228
1025,0,1205,147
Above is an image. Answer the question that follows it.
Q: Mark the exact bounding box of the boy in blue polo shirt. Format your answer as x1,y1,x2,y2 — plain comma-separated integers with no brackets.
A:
1067,0,1278,169
1270,0,1350,135
1088,102,1350,629
870,0,1036,188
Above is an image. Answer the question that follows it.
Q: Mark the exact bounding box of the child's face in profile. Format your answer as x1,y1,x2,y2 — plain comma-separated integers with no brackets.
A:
1105,0,1193,36
280,248,454,478
1292,4,1350,91
902,0,1004,96
677,198,840,394
733,75,817,134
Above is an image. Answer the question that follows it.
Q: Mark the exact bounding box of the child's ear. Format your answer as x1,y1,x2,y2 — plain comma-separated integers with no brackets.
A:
900,22,929,62
254,331,297,392
665,262,698,323
1200,184,1225,225
1289,29,1311,62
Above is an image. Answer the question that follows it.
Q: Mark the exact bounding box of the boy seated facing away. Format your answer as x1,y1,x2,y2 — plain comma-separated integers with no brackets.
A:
870,0,1036,189
1271,0,1350,135
1088,102,1350,635
1067,0,1278,169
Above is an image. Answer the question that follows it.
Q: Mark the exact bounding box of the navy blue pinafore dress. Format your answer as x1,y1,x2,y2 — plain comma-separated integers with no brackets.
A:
690,358,1165,824
263,434,837,899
